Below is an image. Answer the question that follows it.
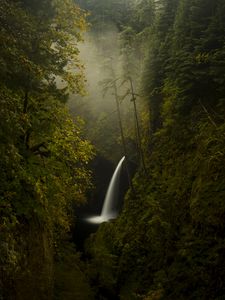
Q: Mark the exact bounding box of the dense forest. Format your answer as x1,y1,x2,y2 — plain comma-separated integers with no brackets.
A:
0,0,225,299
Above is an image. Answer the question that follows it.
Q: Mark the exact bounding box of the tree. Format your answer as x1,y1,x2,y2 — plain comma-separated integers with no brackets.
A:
84,0,225,299
0,0,93,298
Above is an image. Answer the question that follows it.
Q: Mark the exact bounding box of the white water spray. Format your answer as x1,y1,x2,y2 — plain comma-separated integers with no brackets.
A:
86,156,125,224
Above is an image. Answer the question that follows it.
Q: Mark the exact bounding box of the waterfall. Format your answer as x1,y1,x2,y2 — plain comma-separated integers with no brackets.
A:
86,156,125,224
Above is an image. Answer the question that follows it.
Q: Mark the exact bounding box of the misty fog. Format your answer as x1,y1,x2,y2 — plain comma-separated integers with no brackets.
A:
68,24,137,162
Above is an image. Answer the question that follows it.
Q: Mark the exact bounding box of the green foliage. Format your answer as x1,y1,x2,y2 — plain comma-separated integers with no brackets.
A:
54,241,94,300
77,0,133,30
85,222,119,299
0,0,94,298
85,0,225,299
1,0,225,299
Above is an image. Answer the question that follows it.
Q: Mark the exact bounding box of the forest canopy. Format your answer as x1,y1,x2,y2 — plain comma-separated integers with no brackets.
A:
0,0,94,298
1,0,225,299
80,0,225,299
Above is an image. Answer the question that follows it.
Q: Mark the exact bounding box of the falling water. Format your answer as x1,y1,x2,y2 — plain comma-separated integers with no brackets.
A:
86,156,125,224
